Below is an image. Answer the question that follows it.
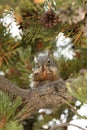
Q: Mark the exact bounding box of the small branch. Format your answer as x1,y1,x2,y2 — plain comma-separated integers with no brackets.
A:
0,76,72,120
49,123,86,130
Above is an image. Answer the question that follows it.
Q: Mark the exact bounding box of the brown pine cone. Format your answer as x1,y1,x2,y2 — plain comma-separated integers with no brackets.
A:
40,9,58,28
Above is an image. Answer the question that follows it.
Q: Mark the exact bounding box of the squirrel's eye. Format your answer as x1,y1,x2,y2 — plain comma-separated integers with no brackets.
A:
35,63,40,68
47,59,51,64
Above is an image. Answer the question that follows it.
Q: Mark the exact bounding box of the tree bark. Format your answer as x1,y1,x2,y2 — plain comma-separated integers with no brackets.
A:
0,75,72,120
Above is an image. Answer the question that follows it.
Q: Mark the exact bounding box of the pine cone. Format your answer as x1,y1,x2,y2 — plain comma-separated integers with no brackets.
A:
40,10,58,28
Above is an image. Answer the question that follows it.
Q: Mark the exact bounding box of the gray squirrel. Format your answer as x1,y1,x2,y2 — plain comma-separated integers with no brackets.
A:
31,51,60,87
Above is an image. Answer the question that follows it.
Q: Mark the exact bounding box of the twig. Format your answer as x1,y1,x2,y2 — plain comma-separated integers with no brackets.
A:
0,76,72,120
49,122,86,130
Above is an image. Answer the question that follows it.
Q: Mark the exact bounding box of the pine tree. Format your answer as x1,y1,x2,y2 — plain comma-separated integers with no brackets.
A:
0,0,87,130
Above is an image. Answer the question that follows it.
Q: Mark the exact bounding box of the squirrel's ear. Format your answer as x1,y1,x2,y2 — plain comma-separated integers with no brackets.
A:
34,53,38,62
47,50,52,56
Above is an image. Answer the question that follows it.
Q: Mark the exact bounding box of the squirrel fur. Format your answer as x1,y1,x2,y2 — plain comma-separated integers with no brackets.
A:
32,51,60,87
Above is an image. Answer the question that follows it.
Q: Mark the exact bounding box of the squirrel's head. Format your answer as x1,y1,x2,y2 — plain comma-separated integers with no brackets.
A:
33,51,59,81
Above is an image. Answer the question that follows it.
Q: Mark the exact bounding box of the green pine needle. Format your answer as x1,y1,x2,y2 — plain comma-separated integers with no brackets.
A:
66,73,87,103
0,91,22,120
2,121,23,130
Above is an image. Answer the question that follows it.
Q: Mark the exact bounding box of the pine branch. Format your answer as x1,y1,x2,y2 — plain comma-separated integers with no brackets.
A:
0,76,72,121
49,123,86,130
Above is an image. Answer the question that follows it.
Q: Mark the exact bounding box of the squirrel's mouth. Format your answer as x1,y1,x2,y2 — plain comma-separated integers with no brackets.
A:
34,69,54,81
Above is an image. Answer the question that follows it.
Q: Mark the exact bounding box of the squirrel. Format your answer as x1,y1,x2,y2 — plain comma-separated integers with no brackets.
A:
31,51,60,87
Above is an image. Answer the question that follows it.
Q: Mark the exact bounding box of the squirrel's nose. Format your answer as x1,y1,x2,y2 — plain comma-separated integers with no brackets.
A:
42,66,45,71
